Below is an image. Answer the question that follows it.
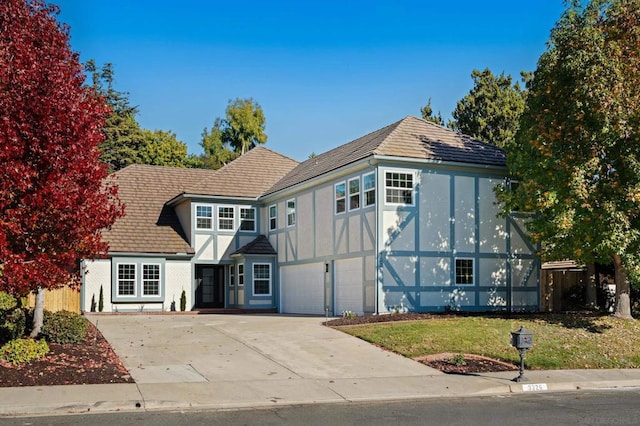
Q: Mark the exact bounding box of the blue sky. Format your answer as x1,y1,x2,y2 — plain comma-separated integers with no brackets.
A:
54,1,566,161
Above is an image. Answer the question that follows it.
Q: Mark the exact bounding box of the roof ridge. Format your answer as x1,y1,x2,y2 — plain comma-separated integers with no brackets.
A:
372,116,414,155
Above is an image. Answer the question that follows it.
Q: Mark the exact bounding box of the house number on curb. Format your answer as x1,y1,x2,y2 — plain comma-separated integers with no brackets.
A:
522,383,548,392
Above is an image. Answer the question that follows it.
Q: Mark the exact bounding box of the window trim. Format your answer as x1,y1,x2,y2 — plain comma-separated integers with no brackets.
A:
116,263,137,298
269,204,277,231
384,170,415,206
363,172,376,207
238,264,245,287
348,177,360,211
195,204,213,230
455,258,475,286
286,198,296,227
217,205,235,231
335,181,346,214
239,206,256,232
252,263,272,296
142,263,161,297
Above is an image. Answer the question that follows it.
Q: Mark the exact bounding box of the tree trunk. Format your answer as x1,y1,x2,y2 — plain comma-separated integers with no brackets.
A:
585,263,597,308
612,254,633,319
29,287,46,337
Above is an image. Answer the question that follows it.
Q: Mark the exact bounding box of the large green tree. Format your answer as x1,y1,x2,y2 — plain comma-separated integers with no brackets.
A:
420,98,444,126
200,98,268,169
139,129,200,168
450,68,526,147
501,0,640,318
85,61,146,171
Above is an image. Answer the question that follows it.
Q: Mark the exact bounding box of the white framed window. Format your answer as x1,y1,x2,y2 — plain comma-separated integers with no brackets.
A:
195,205,213,230
240,207,256,231
287,199,296,227
253,263,271,296
117,264,136,297
229,265,235,287
385,171,414,205
218,206,234,230
455,258,474,286
238,264,244,286
349,177,360,210
142,264,161,296
363,172,375,207
269,205,277,231
335,182,346,214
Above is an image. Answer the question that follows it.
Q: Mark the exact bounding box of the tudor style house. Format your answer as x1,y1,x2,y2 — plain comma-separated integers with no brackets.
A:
81,116,539,314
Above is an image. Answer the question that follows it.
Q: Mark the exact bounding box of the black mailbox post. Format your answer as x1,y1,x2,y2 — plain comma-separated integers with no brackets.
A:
510,326,533,382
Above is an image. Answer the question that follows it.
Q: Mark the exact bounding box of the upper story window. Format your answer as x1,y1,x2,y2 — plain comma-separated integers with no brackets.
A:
218,206,234,230
142,264,161,296
455,258,474,286
240,207,256,231
117,264,136,297
287,199,296,226
269,205,277,230
385,171,414,205
363,172,375,207
349,178,360,210
335,182,346,214
195,205,213,230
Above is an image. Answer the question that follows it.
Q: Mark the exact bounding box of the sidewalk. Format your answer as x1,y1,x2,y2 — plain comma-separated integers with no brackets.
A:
2,313,640,417
1,368,640,416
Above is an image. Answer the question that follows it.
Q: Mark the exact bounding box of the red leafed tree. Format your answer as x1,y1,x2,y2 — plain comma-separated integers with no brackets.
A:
0,0,124,336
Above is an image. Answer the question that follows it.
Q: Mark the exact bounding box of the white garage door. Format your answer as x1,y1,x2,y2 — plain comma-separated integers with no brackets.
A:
281,263,325,315
335,258,364,315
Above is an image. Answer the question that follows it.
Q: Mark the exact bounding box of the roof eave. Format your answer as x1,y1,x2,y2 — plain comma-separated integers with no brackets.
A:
372,154,508,173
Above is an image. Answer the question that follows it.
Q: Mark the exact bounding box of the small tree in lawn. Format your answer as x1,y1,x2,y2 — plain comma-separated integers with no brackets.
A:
0,0,124,335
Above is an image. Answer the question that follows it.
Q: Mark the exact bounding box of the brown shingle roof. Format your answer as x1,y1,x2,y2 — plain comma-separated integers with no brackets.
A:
231,235,276,256
105,165,217,254
185,147,299,198
265,116,506,195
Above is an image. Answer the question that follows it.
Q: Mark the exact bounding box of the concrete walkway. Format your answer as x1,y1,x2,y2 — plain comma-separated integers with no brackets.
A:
1,314,640,417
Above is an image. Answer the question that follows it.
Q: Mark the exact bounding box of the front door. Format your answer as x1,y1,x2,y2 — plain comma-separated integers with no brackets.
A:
195,265,224,308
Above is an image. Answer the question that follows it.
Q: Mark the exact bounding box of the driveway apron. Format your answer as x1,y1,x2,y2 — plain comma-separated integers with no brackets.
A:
87,314,440,384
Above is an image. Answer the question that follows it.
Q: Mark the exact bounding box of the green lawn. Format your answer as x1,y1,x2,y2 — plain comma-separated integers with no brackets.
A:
335,314,640,369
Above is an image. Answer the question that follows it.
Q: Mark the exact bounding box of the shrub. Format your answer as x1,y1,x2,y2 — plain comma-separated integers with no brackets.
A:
180,290,186,311
90,294,96,312
0,338,49,365
41,311,88,344
98,285,104,312
0,308,26,343
0,292,17,312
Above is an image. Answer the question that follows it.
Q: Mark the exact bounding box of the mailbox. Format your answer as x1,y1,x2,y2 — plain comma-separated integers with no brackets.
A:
511,326,533,382
511,326,533,350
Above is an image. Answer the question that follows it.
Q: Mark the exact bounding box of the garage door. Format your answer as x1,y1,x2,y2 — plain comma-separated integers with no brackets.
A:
335,258,364,315
281,263,325,315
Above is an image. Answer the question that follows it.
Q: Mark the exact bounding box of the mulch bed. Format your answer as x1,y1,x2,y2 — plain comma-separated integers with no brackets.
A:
0,321,133,387
326,312,518,374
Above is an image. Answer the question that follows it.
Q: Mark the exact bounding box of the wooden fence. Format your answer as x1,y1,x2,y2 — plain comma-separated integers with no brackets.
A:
26,287,81,313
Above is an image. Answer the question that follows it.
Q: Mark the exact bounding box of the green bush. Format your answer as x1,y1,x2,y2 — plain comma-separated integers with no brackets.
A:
0,292,17,312
0,308,26,343
0,338,49,365
41,311,88,344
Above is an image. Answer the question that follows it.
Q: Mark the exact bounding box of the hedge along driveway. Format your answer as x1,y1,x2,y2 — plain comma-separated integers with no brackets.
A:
335,313,640,369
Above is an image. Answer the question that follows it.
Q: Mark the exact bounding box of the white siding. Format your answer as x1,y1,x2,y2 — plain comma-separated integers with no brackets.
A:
83,259,111,312
478,178,506,254
165,260,192,310
454,176,475,252
419,173,450,252
194,234,214,261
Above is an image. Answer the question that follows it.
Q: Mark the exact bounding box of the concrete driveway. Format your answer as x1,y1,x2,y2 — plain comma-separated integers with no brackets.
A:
88,314,440,385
